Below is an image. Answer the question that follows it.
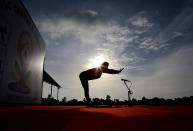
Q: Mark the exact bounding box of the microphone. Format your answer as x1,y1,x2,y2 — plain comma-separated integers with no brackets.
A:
121,78,131,82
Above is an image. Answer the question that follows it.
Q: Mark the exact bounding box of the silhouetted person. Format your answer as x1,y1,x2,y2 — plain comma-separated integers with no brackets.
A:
79,62,124,106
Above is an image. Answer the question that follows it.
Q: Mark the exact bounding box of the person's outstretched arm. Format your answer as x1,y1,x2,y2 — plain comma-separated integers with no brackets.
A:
102,68,124,74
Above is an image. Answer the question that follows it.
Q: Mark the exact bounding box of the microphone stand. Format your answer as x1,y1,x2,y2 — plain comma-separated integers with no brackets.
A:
121,79,132,106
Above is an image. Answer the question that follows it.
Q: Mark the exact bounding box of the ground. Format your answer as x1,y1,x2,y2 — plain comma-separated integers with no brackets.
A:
0,105,193,131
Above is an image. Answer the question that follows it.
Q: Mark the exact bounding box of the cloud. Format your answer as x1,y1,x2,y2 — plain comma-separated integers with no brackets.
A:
132,46,193,99
126,11,154,28
141,5,193,51
35,10,108,44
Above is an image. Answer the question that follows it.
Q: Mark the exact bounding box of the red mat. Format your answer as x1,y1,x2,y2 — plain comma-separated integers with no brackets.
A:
0,105,193,131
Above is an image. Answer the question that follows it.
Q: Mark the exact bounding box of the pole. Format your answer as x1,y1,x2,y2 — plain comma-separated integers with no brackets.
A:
128,91,129,106
51,84,52,97
57,87,59,101
128,90,131,106
128,91,130,101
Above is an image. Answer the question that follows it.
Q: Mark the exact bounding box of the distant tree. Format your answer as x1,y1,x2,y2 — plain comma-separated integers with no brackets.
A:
105,95,112,105
131,98,137,105
83,98,86,102
93,97,100,104
114,99,120,103
141,96,148,105
106,95,111,100
124,100,128,105
142,96,147,100
41,94,193,106
62,97,67,103
48,94,52,99
68,99,78,105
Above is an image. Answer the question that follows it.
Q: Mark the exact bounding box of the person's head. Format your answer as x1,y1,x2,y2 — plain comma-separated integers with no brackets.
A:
101,62,109,68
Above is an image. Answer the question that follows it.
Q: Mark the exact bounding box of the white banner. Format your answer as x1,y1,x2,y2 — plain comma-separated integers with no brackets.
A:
0,0,45,104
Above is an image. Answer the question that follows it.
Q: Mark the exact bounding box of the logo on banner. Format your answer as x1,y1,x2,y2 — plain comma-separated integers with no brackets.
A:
8,30,33,94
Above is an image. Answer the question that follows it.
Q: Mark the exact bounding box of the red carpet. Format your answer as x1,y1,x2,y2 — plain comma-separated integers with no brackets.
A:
0,105,193,131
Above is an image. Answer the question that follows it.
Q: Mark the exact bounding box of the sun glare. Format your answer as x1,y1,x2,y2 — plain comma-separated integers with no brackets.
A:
88,56,105,68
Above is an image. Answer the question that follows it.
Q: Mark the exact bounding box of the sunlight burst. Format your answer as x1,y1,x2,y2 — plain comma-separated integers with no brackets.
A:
88,56,105,68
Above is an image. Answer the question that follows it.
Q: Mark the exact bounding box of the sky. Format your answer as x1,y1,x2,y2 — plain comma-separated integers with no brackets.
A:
22,0,193,101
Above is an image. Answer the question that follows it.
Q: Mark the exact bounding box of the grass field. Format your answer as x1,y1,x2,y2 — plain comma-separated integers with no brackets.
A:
0,105,193,131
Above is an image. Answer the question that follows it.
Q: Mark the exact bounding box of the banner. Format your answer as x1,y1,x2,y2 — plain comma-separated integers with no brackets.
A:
0,0,45,104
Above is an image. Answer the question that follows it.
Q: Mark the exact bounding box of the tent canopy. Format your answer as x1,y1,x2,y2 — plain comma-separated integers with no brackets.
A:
43,70,61,88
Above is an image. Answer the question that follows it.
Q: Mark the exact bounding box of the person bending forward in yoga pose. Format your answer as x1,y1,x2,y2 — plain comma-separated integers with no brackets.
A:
79,62,124,105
